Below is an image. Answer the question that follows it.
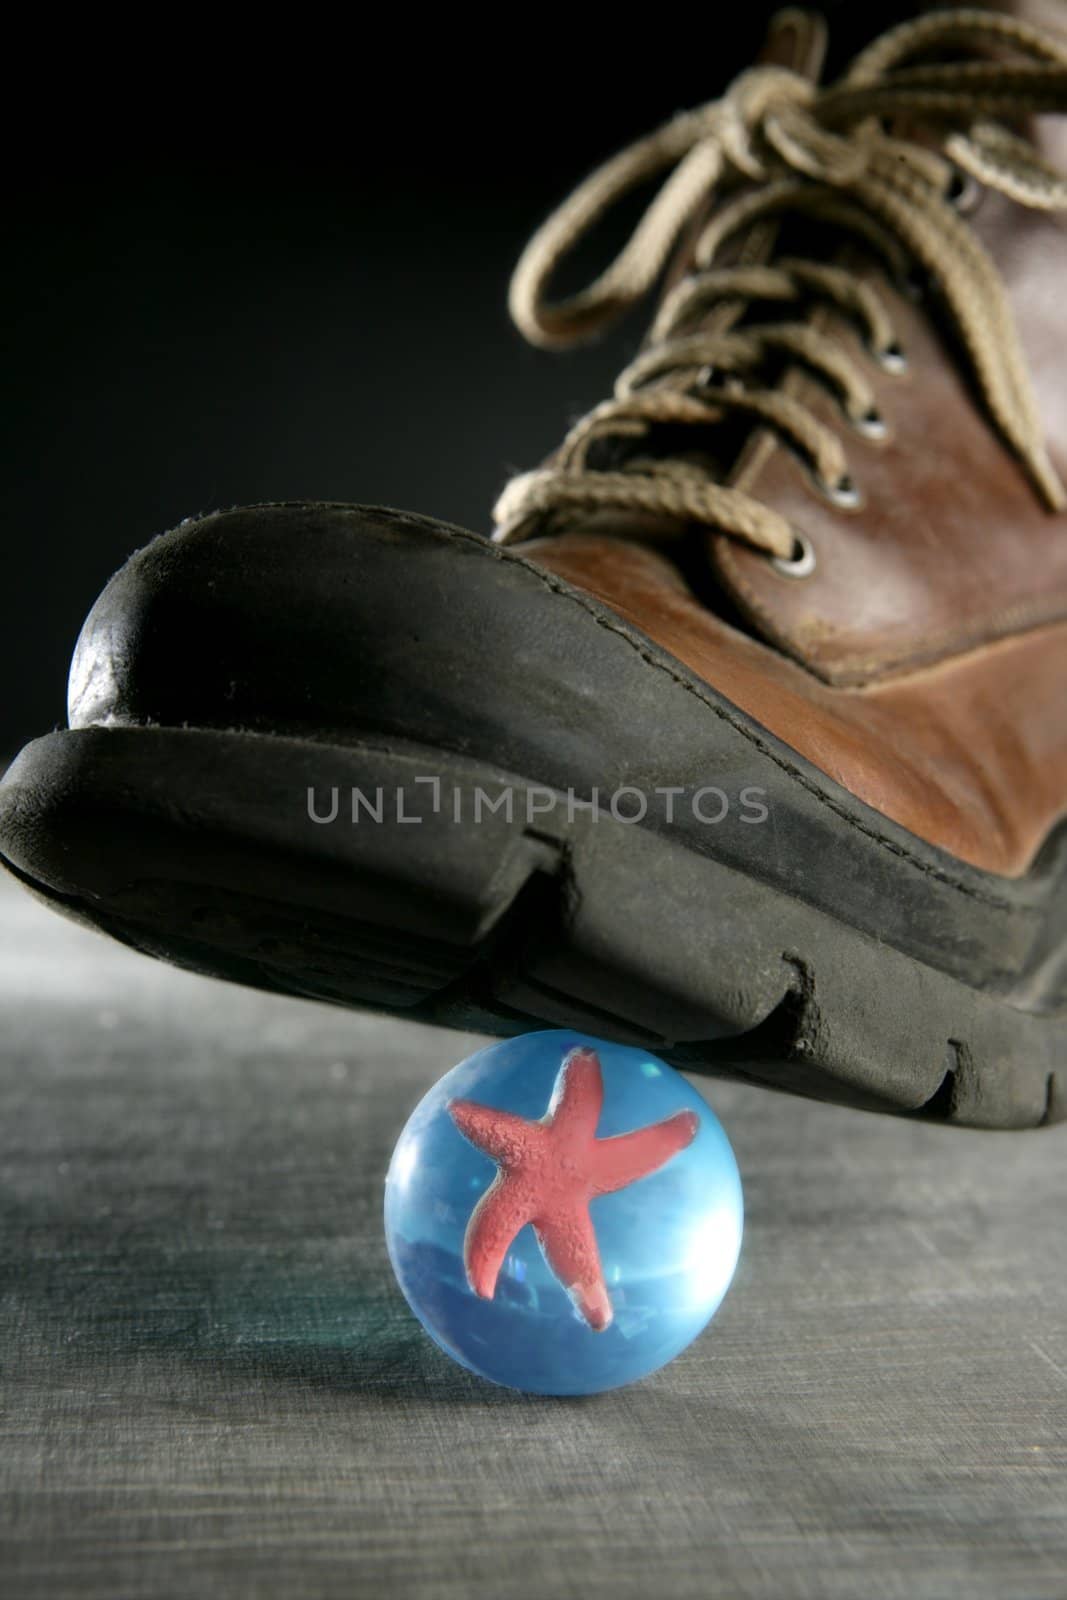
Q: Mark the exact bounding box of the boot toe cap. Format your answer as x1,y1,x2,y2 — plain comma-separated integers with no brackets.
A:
68,502,506,738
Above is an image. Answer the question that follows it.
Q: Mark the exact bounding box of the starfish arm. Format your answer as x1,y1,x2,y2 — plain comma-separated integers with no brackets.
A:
462,1172,537,1301
534,1205,613,1332
448,1098,542,1166
545,1046,604,1139
591,1109,699,1194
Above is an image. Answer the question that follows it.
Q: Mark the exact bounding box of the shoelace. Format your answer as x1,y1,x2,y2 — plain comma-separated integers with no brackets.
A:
491,8,1067,568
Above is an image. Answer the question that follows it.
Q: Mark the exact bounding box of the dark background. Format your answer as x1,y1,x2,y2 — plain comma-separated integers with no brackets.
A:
4,2,919,760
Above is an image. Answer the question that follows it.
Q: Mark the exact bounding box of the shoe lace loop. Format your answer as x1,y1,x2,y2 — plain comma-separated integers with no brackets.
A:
493,8,1067,560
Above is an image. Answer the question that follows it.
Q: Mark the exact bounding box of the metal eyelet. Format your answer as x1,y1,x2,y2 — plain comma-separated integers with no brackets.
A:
900,264,930,304
875,341,908,376
945,168,982,216
697,365,745,395
771,533,817,579
851,406,889,442
813,471,863,510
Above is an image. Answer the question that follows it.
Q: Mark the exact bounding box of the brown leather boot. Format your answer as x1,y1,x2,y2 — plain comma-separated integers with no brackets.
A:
2,5,1064,1126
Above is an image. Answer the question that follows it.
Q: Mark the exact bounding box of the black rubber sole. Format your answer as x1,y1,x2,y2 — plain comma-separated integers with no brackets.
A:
0,723,1062,1129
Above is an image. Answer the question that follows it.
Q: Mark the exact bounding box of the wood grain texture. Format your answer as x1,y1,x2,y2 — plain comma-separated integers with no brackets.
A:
0,874,1064,1599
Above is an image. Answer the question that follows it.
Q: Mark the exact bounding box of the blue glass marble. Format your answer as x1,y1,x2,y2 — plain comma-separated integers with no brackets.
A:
384,1030,743,1395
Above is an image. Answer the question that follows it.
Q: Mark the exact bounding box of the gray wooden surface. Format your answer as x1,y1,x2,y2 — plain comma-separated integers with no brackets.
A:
1,871,1064,1600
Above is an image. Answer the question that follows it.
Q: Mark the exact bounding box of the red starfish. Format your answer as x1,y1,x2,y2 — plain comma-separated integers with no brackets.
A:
448,1046,698,1332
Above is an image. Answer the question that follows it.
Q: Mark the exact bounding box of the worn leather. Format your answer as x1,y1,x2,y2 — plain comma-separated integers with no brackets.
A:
717,229,1067,684
521,533,1066,878
516,3,1067,878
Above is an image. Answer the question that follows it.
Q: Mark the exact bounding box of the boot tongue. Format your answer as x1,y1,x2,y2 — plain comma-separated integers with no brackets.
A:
518,11,831,559
657,10,827,306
